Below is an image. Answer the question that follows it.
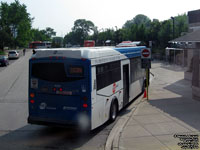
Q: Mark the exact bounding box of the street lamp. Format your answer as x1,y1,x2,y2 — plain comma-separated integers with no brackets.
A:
171,17,175,40
171,17,176,64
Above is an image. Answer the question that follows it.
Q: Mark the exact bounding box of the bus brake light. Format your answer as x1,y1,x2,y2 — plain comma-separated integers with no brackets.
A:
30,100,35,104
83,104,88,108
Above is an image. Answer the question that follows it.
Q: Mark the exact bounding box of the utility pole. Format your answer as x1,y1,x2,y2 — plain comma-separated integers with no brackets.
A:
171,17,175,64
171,17,175,40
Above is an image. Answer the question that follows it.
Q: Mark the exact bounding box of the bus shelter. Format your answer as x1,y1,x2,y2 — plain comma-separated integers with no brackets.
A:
170,29,200,101
165,47,185,66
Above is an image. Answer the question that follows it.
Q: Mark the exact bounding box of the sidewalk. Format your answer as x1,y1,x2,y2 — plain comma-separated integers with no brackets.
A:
109,62,200,150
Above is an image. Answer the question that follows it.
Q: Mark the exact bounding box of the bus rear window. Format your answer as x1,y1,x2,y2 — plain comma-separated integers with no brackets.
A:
32,63,84,82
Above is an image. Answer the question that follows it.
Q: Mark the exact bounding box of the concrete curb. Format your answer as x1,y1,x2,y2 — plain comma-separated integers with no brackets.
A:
105,94,145,150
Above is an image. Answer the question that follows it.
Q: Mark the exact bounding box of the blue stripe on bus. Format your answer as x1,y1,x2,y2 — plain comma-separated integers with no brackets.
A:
114,46,146,58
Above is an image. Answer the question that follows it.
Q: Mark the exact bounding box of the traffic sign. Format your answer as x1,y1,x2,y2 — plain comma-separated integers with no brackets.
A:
141,59,151,68
141,48,151,59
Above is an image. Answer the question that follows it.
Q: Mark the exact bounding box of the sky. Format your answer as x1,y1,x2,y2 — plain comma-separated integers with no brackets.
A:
1,0,200,37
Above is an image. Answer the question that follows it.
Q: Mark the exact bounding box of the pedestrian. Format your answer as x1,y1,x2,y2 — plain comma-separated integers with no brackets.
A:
32,49,36,54
23,48,26,56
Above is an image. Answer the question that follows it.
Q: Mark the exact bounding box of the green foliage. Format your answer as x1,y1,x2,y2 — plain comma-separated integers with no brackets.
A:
0,0,32,49
0,0,188,52
158,20,172,48
63,14,188,48
0,50,6,55
30,27,56,41
123,14,151,28
64,19,95,46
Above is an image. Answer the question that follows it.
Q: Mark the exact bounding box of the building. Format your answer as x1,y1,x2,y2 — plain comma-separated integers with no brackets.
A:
170,9,200,101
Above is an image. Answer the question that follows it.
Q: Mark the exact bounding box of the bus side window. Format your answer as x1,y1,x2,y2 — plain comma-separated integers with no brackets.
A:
96,61,121,91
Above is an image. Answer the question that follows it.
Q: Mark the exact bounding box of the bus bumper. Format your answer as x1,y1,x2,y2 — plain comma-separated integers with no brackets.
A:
28,116,91,130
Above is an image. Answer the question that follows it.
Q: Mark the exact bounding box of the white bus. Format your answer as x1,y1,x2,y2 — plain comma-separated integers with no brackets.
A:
28,46,146,130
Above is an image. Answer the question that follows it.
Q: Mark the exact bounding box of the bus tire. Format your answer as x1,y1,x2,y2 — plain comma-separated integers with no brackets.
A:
109,100,118,122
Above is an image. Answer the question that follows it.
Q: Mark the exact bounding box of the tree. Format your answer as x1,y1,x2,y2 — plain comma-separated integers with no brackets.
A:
30,27,56,42
30,29,47,41
72,19,94,35
72,19,95,45
158,20,172,48
123,14,151,28
148,19,161,47
63,31,80,46
0,0,32,49
174,14,188,38
43,27,56,39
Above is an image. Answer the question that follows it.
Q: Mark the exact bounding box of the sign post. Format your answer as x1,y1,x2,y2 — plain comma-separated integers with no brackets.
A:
141,48,151,100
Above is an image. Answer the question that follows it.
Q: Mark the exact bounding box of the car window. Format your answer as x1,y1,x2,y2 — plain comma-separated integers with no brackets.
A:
9,51,16,54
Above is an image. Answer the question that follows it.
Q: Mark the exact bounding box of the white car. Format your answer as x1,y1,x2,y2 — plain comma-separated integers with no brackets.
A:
8,50,19,59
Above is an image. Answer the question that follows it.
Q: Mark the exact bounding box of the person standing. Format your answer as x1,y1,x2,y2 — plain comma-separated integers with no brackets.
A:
23,48,26,56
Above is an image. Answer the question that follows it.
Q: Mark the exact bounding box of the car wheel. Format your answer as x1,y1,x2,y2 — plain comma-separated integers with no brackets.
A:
110,101,118,122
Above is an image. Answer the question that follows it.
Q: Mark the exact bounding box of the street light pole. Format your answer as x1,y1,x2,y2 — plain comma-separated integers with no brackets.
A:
171,17,175,40
171,17,175,64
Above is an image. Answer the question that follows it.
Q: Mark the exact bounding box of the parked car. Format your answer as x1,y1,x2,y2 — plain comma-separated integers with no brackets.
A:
8,50,19,59
0,55,9,66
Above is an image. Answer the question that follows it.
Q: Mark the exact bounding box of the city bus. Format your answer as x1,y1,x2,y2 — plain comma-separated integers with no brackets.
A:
29,41,51,49
28,46,146,130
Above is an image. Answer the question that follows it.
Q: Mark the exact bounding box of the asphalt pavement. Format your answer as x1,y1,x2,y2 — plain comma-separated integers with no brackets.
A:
0,50,31,135
0,50,116,150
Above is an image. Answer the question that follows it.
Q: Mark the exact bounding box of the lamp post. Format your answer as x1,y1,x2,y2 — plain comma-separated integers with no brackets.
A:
171,17,175,40
171,17,175,64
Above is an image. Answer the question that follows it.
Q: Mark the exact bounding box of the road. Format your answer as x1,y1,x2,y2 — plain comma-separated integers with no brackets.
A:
0,50,118,150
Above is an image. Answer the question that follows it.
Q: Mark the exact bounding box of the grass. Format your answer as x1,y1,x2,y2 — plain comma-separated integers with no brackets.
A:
0,51,7,55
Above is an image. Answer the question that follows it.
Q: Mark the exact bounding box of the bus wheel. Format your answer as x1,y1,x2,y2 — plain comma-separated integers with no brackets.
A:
110,101,118,122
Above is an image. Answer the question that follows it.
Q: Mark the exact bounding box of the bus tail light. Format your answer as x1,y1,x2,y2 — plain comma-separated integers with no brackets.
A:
83,104,88,108
30,100,35,104
59,88,63,92
30,93,35,98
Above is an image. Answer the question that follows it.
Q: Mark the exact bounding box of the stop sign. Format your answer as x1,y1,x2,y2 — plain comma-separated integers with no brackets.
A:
141,48,151,59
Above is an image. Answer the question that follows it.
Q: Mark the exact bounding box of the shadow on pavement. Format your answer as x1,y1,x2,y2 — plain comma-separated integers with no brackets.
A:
0,120,114,150
149,79,200,131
